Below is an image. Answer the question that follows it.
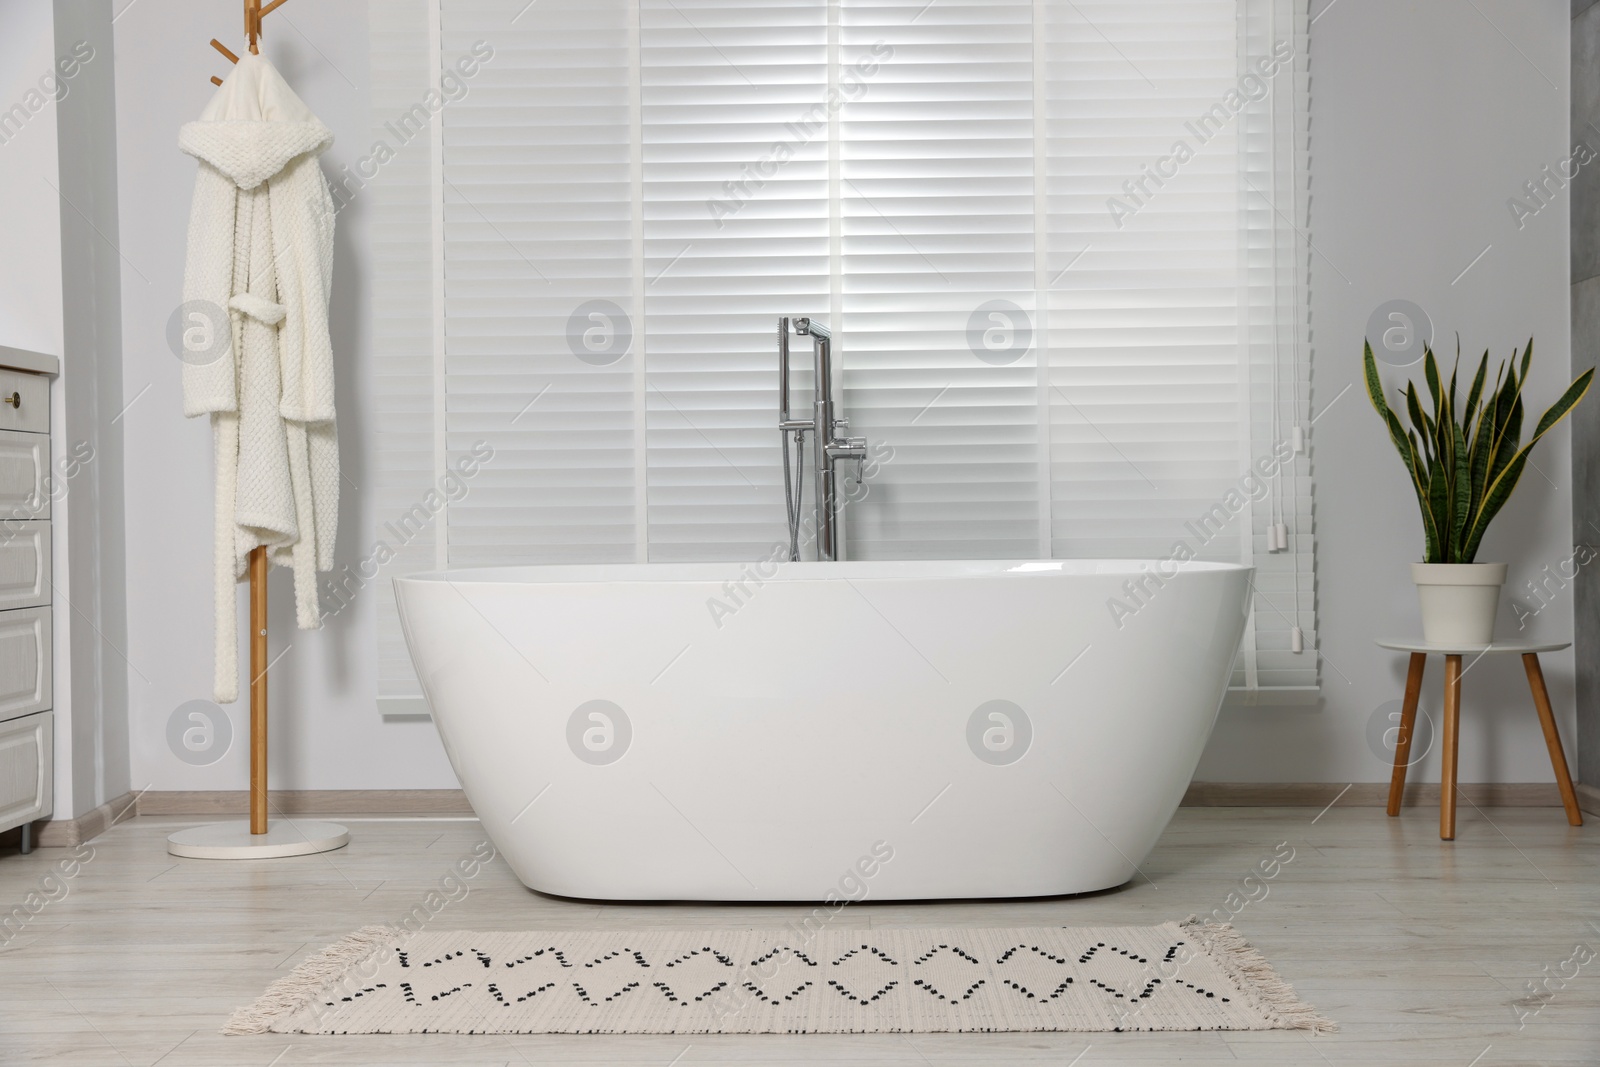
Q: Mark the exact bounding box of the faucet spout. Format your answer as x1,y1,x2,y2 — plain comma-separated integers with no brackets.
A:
794,317,831,341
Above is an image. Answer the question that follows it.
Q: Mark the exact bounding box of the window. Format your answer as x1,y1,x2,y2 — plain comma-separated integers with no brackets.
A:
369,0,1314,712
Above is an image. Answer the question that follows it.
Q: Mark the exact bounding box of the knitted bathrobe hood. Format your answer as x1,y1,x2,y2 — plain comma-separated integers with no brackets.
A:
179,54,338,703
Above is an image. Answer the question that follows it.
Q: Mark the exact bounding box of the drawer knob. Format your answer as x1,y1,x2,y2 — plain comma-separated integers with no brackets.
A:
2,393,17,408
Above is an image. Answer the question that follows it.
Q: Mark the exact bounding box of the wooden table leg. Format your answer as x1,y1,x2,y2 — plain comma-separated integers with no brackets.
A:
1522,653,1584,827
1440,654,1461,840
1387,652,1427,816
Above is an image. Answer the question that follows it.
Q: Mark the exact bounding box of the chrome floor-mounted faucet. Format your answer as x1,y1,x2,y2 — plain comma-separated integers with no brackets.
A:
778,316,867,562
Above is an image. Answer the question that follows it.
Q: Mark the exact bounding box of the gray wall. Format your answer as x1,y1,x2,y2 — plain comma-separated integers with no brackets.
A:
1574,0,1600,788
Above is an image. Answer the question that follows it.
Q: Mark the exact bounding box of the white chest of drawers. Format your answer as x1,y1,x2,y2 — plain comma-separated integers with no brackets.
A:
0,348,57,853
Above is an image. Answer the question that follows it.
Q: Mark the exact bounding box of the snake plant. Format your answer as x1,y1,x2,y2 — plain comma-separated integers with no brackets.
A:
1362,338,1593,564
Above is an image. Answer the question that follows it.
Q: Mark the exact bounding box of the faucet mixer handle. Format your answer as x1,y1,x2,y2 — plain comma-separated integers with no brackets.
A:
833,436,868,484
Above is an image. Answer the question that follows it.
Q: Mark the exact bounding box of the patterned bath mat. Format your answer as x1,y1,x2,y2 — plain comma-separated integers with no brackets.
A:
226,920,1333,1035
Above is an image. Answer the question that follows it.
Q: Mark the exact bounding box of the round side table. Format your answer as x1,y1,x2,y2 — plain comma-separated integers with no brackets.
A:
1375,639,1583,840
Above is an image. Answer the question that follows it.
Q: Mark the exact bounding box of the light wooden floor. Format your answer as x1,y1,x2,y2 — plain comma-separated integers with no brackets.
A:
0,805,1595,1066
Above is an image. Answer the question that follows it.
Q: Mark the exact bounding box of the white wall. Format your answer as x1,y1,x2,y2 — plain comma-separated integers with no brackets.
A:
1197,0,1579,784
0,0,64,357
116,0,459,794
1,1,131,821
116,0,1578,793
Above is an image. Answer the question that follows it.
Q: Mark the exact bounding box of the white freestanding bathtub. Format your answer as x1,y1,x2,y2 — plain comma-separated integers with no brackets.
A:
395,559,1250,902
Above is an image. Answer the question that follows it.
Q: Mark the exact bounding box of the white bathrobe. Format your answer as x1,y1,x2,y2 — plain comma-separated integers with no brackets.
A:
180,55,339,704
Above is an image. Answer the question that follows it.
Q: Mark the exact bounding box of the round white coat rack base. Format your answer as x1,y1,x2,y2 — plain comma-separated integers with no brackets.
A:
167,819,350,860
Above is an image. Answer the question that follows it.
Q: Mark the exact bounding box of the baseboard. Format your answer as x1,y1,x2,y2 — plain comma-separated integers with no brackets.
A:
25,785,1575,832
136,789,473,816
29,790,139,847
1577,783,1600,817
1180,782,1568,807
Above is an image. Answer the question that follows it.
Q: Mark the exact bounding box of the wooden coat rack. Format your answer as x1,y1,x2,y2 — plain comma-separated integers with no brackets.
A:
208,0,287,85
168,0,348,860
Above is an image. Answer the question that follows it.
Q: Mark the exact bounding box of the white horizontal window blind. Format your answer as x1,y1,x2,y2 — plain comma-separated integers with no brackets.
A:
1041,0,1313,689
640,0,829,561
441,1,639,568
372,0,1316,702
841,1,1041,560
1240,0,1314,689
1045,0,1247,563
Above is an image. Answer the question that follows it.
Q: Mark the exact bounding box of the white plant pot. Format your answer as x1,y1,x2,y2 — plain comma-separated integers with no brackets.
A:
1411,562,1507,646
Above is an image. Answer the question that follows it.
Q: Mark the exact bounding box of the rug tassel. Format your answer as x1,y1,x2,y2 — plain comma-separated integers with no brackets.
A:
224,924,399,1035
1181,915,1337,1034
